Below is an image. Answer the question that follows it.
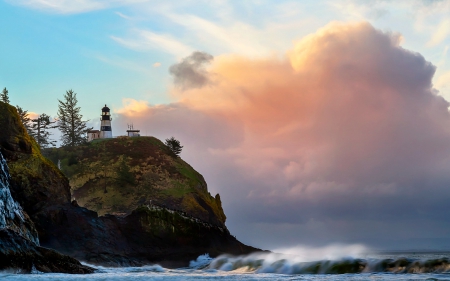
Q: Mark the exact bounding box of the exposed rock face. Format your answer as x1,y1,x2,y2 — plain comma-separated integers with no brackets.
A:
34,203,257,266
0,152,38,245
119,206,253,264
0,228,94,273
0,117,93,274
1,101,260,266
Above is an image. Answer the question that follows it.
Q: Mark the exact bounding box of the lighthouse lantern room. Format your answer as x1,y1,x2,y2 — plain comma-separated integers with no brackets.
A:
100,104,113,139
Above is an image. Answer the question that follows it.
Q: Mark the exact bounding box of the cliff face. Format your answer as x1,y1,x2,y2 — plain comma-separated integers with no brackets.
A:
0,102,93,273
0,152,39,245
1,102,259,266
44,137,226,227
0,102,70,215
36,203,256,266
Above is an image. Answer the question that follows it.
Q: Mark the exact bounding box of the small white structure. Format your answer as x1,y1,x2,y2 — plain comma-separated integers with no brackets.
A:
87,129,100,142
126,124,140,137
100,104,113,139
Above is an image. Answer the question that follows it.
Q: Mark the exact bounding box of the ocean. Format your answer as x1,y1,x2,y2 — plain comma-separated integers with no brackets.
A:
2,251,450,280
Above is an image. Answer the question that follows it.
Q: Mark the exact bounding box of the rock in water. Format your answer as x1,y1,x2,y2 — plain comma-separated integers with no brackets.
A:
0,152,39,244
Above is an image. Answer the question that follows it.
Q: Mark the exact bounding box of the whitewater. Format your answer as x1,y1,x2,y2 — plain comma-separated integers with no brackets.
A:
3,250,450,280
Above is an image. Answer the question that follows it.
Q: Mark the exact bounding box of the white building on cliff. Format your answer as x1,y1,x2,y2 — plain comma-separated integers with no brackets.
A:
126,124,140,137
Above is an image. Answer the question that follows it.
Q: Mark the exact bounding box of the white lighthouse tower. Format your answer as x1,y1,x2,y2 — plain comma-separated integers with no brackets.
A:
100,104,112,138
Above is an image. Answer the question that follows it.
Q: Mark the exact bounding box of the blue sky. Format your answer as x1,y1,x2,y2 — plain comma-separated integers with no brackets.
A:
2,0,450,251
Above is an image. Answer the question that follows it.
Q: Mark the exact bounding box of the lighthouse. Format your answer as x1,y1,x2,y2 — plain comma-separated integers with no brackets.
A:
100,104,112,138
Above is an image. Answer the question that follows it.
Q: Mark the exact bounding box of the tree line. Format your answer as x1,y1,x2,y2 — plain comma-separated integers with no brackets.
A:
2,87,183,156
1,88,89,149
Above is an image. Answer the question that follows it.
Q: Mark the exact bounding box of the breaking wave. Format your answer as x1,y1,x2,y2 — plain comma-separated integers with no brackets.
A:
79,246,450,275
201,245,450,274
207,254,450,274
4,245,450,280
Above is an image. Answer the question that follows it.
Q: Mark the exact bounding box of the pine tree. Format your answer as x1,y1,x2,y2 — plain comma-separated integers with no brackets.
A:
30,113,57,149
1,87,9,104
165,136,183,156
116,157,135,186
16,106,32,135
57,90,89,147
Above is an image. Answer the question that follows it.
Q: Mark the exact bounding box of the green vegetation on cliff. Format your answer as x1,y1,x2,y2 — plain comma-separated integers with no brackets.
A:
0,102,70,213
43,137,227,226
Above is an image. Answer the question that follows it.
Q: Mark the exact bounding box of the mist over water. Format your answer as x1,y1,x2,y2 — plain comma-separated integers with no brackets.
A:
272,244,370,261
3,244,450,280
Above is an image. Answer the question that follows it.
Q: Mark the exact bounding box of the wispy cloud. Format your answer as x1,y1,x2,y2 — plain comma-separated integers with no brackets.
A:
94,54,152,75
115,11,132,20
330,0,390,20
427,19,450,47
6,0,148,14
102,1,316,59
111,30,193,57
164,13,270,56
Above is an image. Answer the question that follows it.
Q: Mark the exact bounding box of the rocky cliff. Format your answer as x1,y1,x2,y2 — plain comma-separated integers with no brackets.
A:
0,101,259,266
43,136,226,227
0,152,38,245
0,102,93,273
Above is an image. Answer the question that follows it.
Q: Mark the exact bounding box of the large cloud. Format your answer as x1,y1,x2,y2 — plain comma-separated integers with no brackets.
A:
116,22,450,250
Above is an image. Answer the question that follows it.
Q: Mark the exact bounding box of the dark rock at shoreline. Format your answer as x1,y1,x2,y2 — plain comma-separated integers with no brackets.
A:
36,203,259,266
0,102,95,274
0,228,94,273
121,205,257,265
0,107,94,274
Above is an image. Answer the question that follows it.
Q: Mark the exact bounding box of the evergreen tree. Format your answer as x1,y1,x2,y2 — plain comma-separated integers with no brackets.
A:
16,106,32,135
1,87,9,104
116,157,135,186
30,113,57,149
165,136,183,156
57,90,89,146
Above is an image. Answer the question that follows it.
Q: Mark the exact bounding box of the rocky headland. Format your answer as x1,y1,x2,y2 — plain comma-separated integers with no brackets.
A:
44,135,226,228
0,101,259,271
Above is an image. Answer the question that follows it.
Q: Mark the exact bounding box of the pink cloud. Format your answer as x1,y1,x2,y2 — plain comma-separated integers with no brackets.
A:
114,22,450,249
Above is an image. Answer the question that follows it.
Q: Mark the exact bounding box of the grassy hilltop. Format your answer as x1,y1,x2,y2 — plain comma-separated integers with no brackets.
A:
43,137,227,227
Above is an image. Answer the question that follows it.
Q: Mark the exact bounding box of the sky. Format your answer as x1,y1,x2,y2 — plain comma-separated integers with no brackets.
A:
1,0,450,252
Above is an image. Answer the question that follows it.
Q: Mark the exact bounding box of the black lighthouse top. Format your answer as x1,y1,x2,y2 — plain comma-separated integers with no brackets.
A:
101,104,111,120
